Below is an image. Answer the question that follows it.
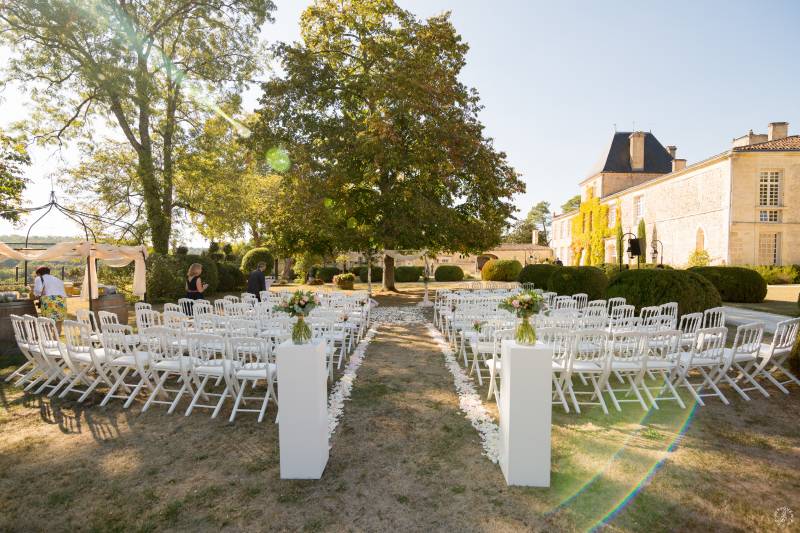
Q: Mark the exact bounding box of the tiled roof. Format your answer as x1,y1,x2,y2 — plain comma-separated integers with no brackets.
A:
732,135,800,151
588,132,674,176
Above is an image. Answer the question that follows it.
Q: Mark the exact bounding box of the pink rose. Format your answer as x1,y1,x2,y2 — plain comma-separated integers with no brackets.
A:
512,300,520,308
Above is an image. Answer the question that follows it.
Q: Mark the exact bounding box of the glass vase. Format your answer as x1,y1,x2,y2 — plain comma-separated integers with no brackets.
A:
515,315,537,345
292,315,312,344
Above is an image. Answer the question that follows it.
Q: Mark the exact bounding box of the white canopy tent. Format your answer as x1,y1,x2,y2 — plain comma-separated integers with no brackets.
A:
0,241,147,300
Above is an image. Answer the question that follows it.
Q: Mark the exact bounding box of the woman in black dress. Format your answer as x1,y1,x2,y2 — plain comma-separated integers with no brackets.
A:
186,263,208,301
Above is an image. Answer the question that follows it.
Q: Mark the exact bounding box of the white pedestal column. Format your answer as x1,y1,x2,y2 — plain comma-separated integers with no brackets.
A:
498,340,553,487
276,339,329,479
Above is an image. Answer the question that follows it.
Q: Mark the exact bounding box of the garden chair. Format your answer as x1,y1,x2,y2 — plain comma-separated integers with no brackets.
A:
758,317,800,393
227,336,276,423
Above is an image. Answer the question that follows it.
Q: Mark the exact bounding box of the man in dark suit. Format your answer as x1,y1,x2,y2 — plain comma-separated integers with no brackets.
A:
247,262,268,300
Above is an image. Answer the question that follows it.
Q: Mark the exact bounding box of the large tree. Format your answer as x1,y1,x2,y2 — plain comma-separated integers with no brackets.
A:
251,0,523,290
561,194,582,214
504,201,551,245
0,0,275,252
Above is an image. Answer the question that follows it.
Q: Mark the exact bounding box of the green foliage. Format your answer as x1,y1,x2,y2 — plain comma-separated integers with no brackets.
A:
357,266,383,283
209,252,225,262
0,129,29,221
240,248,274,276
561,194,581,213
637,219,647,266
1,1,277,252
481,259,523,282
689,266,767,303
687,249,710,267
145,254,183,303
504,201,551,245
217,262,246,292
251,0,524,274
546,266,608,301
333,273,355,290
600,263,673,277
606,269,722,315
317,267,342,283
175,246,189,256
434,265,464,282
97,263,137,302
518,264,560,288
741,264,800,285
570,195,616,266
394,266,423,283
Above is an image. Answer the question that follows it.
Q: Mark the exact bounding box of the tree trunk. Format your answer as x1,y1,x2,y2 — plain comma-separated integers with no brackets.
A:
382,254,397,292
283,257,295,280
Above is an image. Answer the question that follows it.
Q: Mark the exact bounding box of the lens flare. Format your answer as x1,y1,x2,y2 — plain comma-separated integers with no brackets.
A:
265,147,291,172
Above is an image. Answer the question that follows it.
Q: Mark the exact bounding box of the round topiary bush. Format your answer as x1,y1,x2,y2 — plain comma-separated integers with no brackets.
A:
333,272,355,290
606,269,722,315
358,266,383,283
178,254,219,295
518,264,559,288
435,265,464,282
546,266,608,301
240,248,274,276
689,266,767,303
217,262,246,292
395,266,423,282
317,266,341,283
481,259,523,282
175,245,189,255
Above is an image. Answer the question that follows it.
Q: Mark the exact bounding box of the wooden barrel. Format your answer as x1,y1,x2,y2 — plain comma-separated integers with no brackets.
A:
0,300,38,341
92,293,128,325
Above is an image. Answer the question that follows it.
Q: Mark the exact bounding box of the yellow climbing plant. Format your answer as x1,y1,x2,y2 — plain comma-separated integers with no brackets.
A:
570,193,620,265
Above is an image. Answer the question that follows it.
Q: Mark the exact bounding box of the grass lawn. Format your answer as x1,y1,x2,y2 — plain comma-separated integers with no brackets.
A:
725,285,800,317
2,288,798,531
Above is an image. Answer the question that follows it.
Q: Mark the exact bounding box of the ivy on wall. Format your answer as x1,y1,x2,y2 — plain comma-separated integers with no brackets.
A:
570,193,620,265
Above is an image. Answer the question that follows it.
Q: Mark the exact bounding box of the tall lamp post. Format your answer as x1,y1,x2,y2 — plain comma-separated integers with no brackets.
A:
652,239,665,267
619,232,639,271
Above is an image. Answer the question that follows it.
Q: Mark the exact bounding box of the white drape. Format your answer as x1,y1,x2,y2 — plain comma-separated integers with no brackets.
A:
0,241,148,298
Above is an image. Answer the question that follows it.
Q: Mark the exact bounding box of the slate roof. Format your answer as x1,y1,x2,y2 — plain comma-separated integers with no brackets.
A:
732,135,800,152
588,132,673,176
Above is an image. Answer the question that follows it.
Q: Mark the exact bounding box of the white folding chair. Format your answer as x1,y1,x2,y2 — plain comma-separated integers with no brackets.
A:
178,298,195,316
563,330,612,414
672,327,729,406
572,293,588,310
99,324,149,407
227,336,277,423
184,333,230,417
758,317,800,392
6,314,38,386
703,307,726,328
721,322,767,401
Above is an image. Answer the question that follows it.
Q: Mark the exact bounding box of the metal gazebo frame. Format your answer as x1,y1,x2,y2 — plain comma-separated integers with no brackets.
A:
0,190,143,312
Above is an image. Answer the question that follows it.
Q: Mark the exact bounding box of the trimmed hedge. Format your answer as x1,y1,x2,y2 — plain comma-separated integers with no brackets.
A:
217,262,246,292
518,264,559,288
435,265,464,282
547,266,608,301
333,272,355,290
357,266,383,283
240,248,274,276
481,259,523,282
395,266,423,283
689,266,767,303
317,266,341,283
145,253,219,302
742,264,800,285
606,269,721,315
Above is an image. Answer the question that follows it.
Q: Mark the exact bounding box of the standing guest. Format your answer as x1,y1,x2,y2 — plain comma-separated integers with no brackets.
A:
33,266,68,331
185,263,208,302
247,262,268,301
554,258,564,266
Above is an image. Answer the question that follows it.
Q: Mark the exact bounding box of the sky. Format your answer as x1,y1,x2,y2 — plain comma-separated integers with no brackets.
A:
1,0,799,245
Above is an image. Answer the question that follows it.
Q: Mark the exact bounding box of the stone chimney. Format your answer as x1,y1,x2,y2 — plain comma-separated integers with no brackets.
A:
672,159,687,172
531,229,539,245
666,145,677,158
629,132,646,171
768,122,789,141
